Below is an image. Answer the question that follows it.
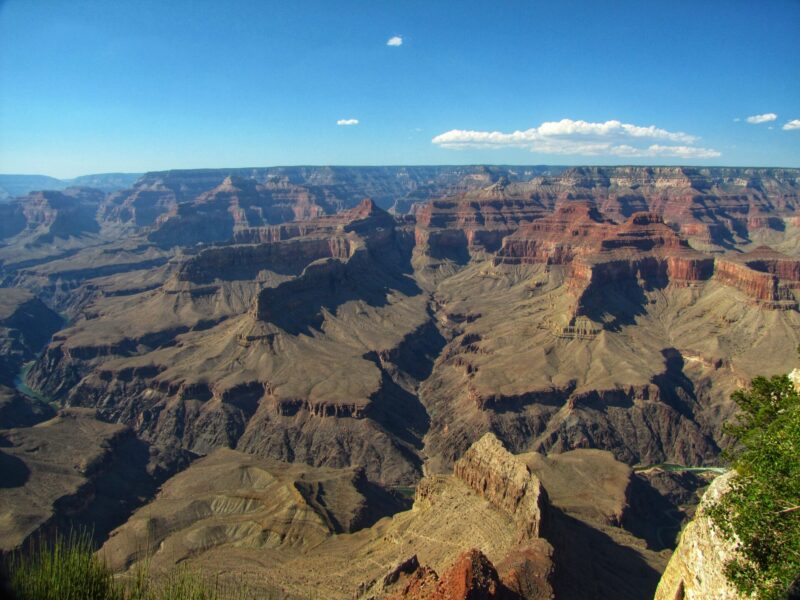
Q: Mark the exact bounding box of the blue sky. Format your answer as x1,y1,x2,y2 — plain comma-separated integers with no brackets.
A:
1,0,798,178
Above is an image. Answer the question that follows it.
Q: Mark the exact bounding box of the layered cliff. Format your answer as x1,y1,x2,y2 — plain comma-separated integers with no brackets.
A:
453,433,547,539
714,246,800,308
0,187,104,244
417,166,800,259
26,199,432,485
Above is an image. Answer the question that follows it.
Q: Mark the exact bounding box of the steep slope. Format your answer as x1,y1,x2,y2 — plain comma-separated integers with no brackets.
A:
21,182,800,488
413,197,800,475
99,448,404,574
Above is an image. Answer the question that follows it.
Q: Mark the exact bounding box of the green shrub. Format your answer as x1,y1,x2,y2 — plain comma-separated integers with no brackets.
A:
709,374,800,599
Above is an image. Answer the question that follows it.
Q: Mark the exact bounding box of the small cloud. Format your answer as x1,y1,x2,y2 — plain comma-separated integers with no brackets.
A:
386,36,403,47
783,119,800,131
733,117,741,122
746,113,777,124
337,118,359,126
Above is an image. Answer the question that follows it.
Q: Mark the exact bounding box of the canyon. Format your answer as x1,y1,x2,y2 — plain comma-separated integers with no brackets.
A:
1,165,799,598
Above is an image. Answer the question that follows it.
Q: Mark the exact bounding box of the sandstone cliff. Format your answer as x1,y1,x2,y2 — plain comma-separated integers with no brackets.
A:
453,433,547,539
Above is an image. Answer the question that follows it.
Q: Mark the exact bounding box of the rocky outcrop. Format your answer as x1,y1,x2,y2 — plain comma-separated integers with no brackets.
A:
422,166,800,257
414,183,548,257
382,549,524,600
714,246,800,309
0,202,27,240
100,187,178,227
493,202,613,266
495,208,717,329
654,471,744,600
453,433,547,539
98,448,404,573
0,187,104,244
176,236,354,283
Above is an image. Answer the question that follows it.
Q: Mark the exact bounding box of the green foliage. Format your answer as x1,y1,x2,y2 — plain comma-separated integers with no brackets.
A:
5,530,255,600
709,374,800,599
6,530,120,600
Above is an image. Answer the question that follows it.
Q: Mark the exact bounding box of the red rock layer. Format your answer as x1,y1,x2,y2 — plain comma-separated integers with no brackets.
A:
420,166,800,257
494,202,615,266
713,247,800,307
385,550,523,600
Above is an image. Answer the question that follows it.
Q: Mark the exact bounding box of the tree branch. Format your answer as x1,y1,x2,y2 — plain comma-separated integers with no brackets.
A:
777,505,800,515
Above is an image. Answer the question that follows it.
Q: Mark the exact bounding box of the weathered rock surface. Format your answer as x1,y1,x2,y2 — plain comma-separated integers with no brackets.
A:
382,549,525,600
97,433,671,600
714,245,800,308
99,447,405,573
27,201,432,485
20,173,800,489
654,471,744,600
454,433,547,539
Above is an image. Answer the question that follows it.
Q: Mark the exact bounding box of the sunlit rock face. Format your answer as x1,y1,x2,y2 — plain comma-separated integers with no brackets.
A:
654,472,745,600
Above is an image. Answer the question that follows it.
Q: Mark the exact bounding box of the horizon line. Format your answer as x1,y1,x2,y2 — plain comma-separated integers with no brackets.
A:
3,163,800,181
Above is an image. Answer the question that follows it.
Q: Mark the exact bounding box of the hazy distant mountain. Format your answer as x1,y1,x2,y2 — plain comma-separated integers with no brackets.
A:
0,174,66,200
0,172,142,201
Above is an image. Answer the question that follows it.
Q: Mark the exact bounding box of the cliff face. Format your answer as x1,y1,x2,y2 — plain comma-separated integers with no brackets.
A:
10,165,800,500
654,472,744,600
714,246,800,308
414,166,800,259
453,433,547,539
0,187,104,244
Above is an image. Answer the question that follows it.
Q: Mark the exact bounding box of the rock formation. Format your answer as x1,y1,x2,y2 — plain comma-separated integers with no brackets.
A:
94,433,677,599
382,549,524,600
654,471,744,600
454,433,547,539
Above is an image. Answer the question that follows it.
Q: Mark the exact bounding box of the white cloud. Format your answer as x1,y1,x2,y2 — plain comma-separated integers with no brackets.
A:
336,118,359,126
386,36,403,46
431,118,720,159
783,119,800,131
746,113,777,124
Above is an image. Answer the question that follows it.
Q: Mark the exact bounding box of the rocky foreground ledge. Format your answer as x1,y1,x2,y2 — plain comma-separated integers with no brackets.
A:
655,472,743,600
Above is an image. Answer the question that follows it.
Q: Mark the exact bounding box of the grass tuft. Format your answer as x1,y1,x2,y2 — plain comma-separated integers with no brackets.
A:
4,530,255,600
